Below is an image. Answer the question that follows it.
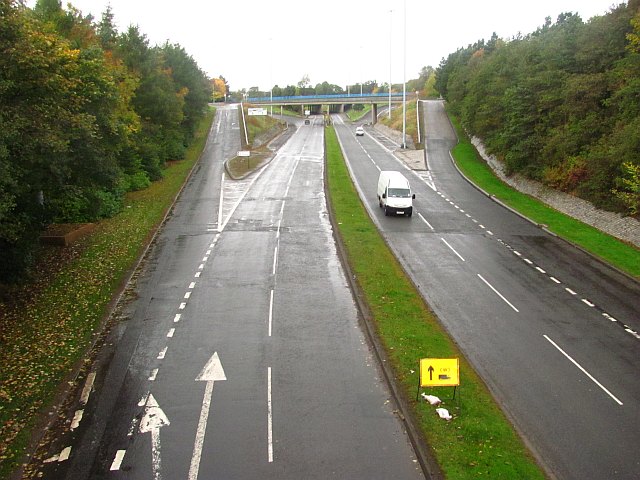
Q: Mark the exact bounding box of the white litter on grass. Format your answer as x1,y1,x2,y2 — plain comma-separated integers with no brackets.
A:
436,408,452,421
421,393,442,405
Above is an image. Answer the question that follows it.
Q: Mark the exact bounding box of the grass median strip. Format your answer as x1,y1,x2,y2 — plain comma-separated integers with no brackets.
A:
0,108,215,479
325,125,545,479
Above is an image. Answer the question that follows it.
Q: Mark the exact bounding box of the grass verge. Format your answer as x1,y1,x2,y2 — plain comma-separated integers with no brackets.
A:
325,125,545,479
449,116,640,278
0,108,216,479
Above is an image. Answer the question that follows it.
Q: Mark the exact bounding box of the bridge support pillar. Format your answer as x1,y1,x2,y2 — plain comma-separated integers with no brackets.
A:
371,103,378,124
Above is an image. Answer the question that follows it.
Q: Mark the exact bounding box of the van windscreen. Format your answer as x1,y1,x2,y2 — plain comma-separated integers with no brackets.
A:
388,188,410,198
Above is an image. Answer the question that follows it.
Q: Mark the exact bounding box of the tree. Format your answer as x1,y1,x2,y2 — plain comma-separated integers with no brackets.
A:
212,77,227,101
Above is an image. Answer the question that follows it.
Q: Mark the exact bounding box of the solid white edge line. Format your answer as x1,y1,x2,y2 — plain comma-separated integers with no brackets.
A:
441,238,465,262
477,274,519,312
543,335,623,405
267,367,274,463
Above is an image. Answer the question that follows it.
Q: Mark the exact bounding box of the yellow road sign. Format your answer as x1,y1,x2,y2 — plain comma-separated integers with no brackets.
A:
420,358,459,387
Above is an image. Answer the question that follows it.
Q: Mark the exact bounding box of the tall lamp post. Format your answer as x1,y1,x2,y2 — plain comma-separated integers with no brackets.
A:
389,9,392,119
269,37,273,116
402,0,407,148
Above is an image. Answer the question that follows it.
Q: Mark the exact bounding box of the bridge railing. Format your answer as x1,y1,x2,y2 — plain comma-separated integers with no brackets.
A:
246,92,408,103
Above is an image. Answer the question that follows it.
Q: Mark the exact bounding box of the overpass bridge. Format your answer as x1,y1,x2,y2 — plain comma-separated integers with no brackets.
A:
246,92,416,123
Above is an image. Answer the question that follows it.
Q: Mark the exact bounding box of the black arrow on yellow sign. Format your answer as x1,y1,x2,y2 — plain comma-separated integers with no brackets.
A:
428,365,434,381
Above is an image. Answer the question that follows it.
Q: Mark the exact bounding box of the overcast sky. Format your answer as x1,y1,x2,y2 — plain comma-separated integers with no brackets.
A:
29,0,622,91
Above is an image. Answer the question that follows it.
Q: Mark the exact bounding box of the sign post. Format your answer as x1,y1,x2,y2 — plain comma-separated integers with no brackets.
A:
417,358,460,400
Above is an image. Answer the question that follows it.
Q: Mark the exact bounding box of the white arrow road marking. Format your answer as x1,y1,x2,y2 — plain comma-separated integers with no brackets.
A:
188,352,227,480
139,394,170,480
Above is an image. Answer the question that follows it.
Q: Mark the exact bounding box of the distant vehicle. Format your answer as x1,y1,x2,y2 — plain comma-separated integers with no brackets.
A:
355,126,365,136
304,119,310,125
377,171,415,217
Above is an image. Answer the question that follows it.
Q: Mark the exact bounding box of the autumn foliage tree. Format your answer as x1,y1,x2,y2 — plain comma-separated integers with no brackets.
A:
436,0,640,215
211,76,229,101
0,0,212,282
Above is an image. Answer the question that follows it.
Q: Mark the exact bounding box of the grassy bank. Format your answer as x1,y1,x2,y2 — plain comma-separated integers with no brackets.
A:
325,125,545,479
0,108,216,478
449,117,640,278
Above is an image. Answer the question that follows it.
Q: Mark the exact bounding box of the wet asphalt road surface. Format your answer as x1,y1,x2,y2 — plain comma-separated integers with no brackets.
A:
337,103,640,480
37,109,424,479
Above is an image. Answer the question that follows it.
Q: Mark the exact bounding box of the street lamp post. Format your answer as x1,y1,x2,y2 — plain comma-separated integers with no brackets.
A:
389,9,392,119
402,0,407,148
269,38,273,116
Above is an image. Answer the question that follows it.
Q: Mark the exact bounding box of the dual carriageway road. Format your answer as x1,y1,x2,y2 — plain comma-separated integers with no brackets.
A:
38,101,639,480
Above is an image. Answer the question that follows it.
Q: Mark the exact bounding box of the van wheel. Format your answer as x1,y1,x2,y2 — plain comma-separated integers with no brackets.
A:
407,209,413,217
384,206,389,216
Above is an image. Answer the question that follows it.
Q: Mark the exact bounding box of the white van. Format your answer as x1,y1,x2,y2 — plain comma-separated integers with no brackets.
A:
377,171,415,217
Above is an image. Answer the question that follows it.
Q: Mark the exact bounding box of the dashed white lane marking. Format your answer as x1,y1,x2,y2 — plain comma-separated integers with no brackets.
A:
441,238,465,262
167,328,175,338
544,335,623,405
110,449,126,471
70,410,83,430
267,367,274,463
202,256,209,262
268,290,274,337
173,314,181,323
179,302,186,310
418,213,434,230
80,372,96,405
184,291,191,299
477,274,520,313
59,447,71,462
194,272,201,278
44,446,72,463
439,190,637,342
157,347,167,360
149,369,159,381
272,246,278,275
189,282,196,289
198,263,205,270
